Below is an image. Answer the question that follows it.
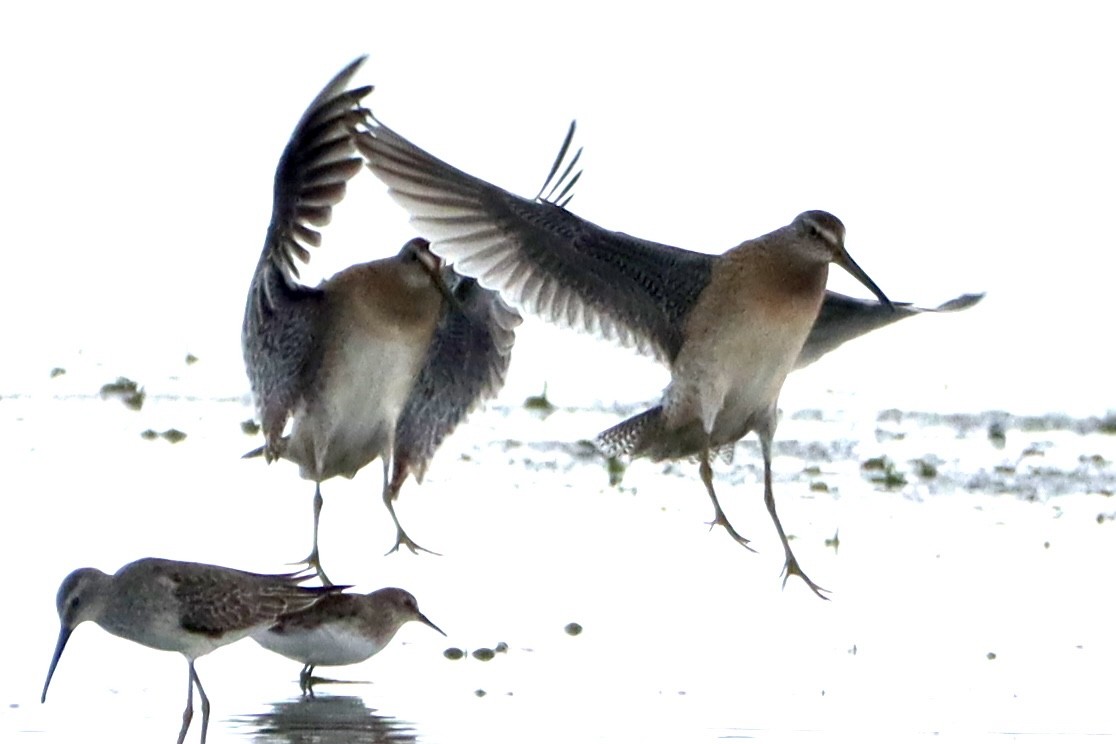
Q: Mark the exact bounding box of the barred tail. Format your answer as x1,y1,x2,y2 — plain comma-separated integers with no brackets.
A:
595,406,664,458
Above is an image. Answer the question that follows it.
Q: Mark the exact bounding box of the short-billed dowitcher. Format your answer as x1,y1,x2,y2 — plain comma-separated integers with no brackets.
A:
242,58,519,579
353,111,916,599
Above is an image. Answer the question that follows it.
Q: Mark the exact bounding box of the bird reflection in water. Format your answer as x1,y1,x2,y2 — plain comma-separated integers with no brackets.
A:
235,695,416,744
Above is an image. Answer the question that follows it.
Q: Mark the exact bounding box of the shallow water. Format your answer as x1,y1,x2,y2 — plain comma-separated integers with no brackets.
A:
4,358,1115,743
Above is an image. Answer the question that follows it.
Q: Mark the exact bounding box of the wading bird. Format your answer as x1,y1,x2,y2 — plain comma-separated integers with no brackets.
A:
243,58,519,581
354,105,978,598
42,557,343,744
253,586,444,695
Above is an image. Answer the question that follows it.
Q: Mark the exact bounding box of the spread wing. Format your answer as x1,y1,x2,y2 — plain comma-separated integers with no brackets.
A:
242,58,373,452
356,118,715,364
392,273,521,486
246,56,373,325
796,292,985,369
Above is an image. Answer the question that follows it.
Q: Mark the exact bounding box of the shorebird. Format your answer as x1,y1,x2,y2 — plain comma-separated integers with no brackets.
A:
41,557,343,744
253,587,445,695
354,113,914,599
242,57,520,580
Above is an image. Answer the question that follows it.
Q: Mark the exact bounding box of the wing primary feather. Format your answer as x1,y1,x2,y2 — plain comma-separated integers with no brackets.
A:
535,120,577,201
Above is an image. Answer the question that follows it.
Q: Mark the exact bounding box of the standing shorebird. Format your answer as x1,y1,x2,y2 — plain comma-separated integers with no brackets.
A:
355,114,905,599
253,587,445,695
41,557,343,744
242,57,519,580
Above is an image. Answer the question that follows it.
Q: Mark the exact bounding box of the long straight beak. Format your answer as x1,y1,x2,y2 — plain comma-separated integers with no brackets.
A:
418,612,447,637
836,248,893,311
407,238,465,313
42,625,73,703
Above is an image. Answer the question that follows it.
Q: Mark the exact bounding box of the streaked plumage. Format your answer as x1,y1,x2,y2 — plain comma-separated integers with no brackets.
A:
253,587,445,695
242,58,520,578
352,112,933,599
41,558,343,744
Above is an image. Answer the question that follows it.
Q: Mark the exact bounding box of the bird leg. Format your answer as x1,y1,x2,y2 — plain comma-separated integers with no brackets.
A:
294,484,334,586
382,459,440,556
178,661,209,744
299,663,316,697
699,450,755,551
298,665,355,695
759,434,829,600
193,663,210,744
177,663,194,744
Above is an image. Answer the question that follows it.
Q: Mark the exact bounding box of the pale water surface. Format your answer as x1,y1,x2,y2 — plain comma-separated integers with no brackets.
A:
4,4,1114,741
3,353,1114,743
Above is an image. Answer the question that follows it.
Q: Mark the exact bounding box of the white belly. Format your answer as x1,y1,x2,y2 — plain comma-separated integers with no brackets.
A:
666,314,810,446
253,623,384,667
288,332,429,481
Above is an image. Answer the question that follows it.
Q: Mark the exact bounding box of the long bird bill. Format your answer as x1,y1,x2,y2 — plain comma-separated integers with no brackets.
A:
836,248,893,311
417,611,447,637
407,239,463,312
41,624,73,703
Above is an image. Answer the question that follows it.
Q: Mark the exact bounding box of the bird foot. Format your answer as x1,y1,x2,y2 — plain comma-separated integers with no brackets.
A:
289,550,334,587
298,667,315,697
781,556,830,600
385,531,441,557
300,675,366,696
706,511,757,553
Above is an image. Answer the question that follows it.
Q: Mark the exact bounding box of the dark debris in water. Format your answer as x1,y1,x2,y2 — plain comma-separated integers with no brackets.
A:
141,428,187,444
443,647,465,660
875,428,906,443
49,367,66,378
564,622,583,636
913,458,939,479
607,455,626,486
523,383,556,415
100,376,145,410
988,422,1007,448
241,419,261,436
861,456,907,489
